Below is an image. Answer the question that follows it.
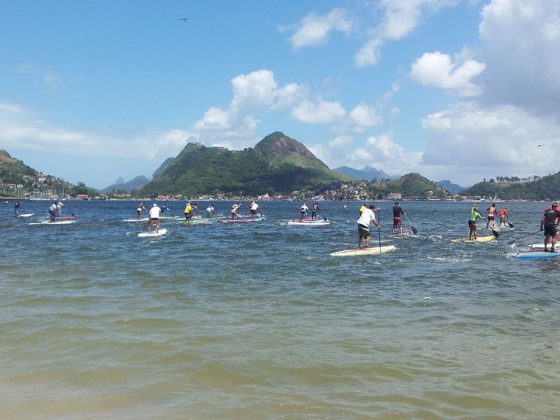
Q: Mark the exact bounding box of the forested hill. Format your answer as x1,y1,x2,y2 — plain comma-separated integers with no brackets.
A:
463,172,560,200
139,132,347,196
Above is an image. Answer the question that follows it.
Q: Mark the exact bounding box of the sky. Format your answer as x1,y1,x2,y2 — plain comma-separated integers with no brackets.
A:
1,0,559,189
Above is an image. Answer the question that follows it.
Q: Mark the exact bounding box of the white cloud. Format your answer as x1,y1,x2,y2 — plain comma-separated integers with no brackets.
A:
350,132,423,174
410,51,486,97
349,104,382,128
422,102,560,183
478,0,560,115
291,100,347,124
355,38,382,68
286,8,352,49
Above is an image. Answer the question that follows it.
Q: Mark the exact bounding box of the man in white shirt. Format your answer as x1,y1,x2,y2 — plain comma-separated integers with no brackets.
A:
299,202,309,220
357,205,380,249
250,201,259,219
148,203,162,233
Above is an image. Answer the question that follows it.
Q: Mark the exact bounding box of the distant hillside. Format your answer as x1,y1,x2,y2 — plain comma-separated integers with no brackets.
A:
463,172,560,200
335,165,395,181
102,175,150,193
0,149,95,197
139,132,348,196
153,157,174,178
0,150,38,186
366,173,445,199
437,179,465,193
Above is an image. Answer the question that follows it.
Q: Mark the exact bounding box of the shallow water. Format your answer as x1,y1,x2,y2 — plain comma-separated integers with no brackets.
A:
1,200,559,418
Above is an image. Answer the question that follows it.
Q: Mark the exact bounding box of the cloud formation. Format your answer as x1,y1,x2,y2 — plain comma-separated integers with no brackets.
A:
410,51,486,97
285,8,352,49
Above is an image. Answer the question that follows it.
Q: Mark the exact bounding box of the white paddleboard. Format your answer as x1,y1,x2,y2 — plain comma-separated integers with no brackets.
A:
287,219,331,226
123,217,149,222
529,244,546,249
331,245,396,257
17,213,34,218
138,228,168,238
29,220,76,225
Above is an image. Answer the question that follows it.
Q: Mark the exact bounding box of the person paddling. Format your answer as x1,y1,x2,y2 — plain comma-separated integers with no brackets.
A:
392,202,405,236
468,206,486,240
357,204,380,249
486,203,497,229
299,202,309,220
540,202,560,252
148,203,161,233
14,201,21,216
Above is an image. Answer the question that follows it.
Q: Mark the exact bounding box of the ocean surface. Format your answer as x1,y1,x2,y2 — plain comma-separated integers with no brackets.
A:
1,199,559,419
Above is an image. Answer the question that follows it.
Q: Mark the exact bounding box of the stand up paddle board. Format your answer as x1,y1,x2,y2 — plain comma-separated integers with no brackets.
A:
28,220,76,225
331,245,396,257
287,219,331,226
123,217,149,222
451,235,495,243
17,213,34,218
514,250,560,259
138,228,168,238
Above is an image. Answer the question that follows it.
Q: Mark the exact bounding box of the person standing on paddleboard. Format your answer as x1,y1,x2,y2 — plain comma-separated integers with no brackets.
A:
184,202,194,221
486,203,497,229
230,202,241,219
299,202,309,220
498,207,508,227
148,203,161,233
249,201,259,219
48,201,57,221
468,206,486,240
392,202,405,236
136,202,146,220
206,203,215,218
311,202,320,220
357,205,380,249
14,201,21,217
540,202,560,253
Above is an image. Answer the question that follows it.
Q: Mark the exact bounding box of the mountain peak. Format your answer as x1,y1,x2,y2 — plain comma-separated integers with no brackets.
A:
254,132,318,161
0,150,11,159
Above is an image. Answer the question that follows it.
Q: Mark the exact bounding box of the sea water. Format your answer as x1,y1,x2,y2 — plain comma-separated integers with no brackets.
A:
1,200,558,418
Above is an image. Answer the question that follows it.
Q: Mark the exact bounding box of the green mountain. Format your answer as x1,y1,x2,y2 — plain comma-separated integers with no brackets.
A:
365,173,446,199
139,132,347,196
0,150,37,186
464,172,560,200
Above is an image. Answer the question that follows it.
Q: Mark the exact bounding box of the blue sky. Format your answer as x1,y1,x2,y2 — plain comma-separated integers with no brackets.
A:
1,0,559,189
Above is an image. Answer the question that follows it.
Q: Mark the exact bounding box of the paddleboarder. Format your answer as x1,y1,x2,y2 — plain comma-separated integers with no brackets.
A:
148,203,161,233
136,202,146,220
299,202,309,220
540,202,559,252
14,201,21,216
392,202,405,236
468,206,486,240
249,201,259,219
357,204,380,249
486,203,497,229
311,202,320,220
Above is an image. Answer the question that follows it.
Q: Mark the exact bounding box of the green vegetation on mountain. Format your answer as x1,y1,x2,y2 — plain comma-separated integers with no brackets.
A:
464,172,560,200
139,132,347,196
365,173,446,199
0,149,97,198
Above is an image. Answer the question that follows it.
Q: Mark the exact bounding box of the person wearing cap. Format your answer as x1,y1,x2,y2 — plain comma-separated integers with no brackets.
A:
540,202,560,252
148,203,161,233
392,202,405,236
311,202,320,220
468,206,486,240
486,202,497,229
357,204,380,249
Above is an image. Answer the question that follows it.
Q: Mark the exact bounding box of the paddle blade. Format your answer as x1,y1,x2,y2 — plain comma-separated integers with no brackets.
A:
508,222,514,227
411,226,418,235
490,228,500,238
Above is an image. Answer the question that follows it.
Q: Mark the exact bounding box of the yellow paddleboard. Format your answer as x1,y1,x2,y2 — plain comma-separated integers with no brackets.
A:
451,235,495,243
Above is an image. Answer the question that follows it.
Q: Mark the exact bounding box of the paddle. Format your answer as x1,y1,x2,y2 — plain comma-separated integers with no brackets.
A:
507,222,514,228
508,230,541,245
404,213,418,235
376,210,382,253
489,226,500,238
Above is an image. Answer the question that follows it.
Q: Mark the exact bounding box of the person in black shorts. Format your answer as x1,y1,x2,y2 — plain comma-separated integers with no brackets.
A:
540,202,560,252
